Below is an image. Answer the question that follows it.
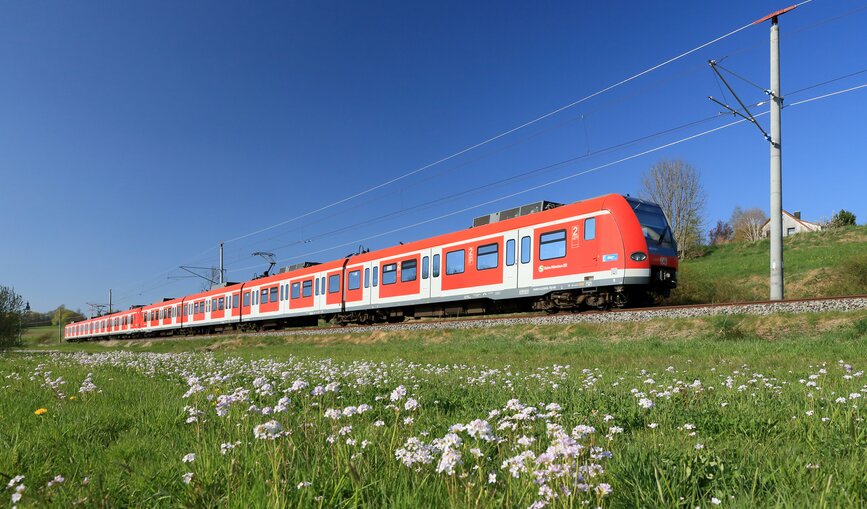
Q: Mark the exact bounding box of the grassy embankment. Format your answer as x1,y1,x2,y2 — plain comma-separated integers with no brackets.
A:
2,226,864,508
2,311,866,508
670,225,867,304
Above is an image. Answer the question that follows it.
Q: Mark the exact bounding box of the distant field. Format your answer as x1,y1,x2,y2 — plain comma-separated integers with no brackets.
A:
671,226,867,304
21,325,62,345
3,310,865,508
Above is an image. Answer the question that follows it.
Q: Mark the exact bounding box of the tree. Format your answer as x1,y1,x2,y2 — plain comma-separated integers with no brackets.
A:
51,305,84,326
640,159,706,257
0,285,25,348
730,207,767,242
201,267,221,292
830,209,856,228
708,220,734,245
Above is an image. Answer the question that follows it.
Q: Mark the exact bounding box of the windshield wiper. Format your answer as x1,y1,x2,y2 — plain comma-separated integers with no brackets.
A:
656,226,669,246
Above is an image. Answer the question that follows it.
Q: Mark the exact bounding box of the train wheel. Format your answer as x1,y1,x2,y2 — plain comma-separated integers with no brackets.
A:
613,291,628,308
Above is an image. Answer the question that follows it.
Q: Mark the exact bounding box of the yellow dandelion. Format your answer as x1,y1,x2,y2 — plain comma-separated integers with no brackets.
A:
69,396,77,400
34,408,48,416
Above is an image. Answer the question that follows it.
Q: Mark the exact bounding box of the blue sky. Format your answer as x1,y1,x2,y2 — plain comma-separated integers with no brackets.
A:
2,1,865,314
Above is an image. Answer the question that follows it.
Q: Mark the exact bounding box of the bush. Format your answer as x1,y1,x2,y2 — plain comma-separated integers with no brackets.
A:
0,285,25,348
830,209,857,228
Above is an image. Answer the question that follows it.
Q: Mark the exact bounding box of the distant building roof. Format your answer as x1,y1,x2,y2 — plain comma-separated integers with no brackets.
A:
761,210,822,232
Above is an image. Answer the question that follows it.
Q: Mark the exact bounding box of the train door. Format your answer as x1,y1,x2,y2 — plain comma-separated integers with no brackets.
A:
419,250,432,300
517,228,535,289
363,263,372,308
314,273,325,313
428,247,442,299
503,232,519,291
575,217,600,276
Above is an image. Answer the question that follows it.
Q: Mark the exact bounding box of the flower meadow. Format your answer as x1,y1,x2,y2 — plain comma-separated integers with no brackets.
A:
1,349,865,508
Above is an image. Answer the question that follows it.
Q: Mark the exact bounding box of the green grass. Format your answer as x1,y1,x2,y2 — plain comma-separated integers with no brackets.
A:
20,325,63,346
670,226,867,304
2,310,866,508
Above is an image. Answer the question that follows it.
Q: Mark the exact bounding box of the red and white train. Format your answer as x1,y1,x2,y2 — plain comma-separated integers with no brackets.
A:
65,194,678,340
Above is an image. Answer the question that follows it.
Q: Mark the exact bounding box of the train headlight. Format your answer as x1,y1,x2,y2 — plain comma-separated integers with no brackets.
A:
630,251,647,262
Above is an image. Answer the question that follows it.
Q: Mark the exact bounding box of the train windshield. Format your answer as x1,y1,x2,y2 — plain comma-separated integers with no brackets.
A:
627,198,676,250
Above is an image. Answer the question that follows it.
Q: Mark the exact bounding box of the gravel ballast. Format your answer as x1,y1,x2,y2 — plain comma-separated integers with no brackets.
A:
288,297,867,336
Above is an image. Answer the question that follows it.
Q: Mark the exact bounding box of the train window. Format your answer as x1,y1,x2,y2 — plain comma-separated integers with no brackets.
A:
218,297,225,310
243,292,250,307
382,263,397,285
280,285,285,301
401,259,417,282
584,218,596,240
348,270,361,290
328,274,340,293
446,249,465,275
258,289,266,304
373,266,379,287
422,256,429,279
432,254,440,277
233,294,239,308
253,291,258,306
539,230,567,260
506,239,516,266
292,282,301,299
521,236,531,264
315,278,320,296
269,287,278,303
364,268,370,288
302,280,312,297
477,243,499,270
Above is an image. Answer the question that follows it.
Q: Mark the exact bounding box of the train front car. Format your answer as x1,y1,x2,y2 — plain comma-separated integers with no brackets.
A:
621,195,678,299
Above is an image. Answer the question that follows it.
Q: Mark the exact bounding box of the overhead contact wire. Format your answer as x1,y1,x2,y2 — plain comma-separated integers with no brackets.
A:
227,80,867,274
222,19,760,245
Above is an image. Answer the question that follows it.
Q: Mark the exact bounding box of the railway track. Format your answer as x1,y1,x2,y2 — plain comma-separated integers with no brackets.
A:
263,294,867,337
74,295,866,343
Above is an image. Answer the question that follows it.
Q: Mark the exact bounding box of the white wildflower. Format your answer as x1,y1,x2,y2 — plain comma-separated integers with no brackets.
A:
253,420,283,440
390,385,407,402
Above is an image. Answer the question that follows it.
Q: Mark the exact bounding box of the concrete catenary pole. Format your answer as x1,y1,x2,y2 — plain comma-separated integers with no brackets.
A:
755,5,797,300
769,15,783,300
219,241,224,285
